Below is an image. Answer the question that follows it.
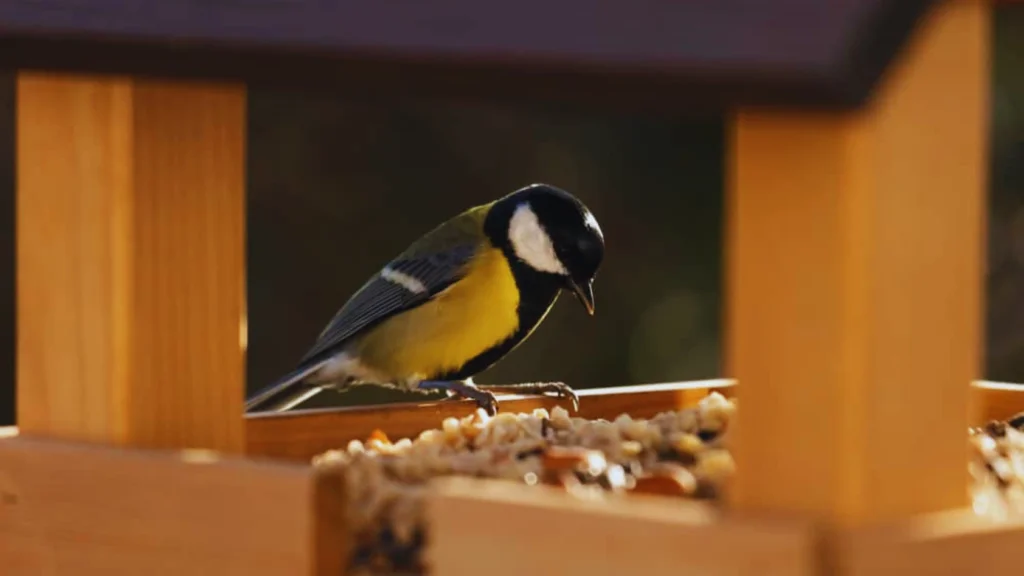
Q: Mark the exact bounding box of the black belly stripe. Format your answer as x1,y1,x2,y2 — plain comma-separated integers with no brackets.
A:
434,256,562,381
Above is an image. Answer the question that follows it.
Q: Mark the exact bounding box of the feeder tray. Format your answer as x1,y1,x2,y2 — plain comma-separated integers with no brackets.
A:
2,1,1020,575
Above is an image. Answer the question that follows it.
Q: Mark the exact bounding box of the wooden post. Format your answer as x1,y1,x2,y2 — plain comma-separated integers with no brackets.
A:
15,74,246,453
726,0,988,527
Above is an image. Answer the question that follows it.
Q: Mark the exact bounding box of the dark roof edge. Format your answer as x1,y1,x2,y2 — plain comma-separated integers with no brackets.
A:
827,0,939,107
0,1,940,112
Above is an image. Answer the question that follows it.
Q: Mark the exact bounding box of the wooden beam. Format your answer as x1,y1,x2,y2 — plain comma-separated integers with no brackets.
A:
0,435,345,576
726,0,988,525
8,378,1008,462
427,477,819,576
971,381,1024,425
841,508,1024,575
245,380,734,461
16,73,246,452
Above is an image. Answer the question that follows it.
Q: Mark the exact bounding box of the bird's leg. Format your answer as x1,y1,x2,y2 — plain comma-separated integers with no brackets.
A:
416,380,499,416
317,376,358,394
475,382,580,412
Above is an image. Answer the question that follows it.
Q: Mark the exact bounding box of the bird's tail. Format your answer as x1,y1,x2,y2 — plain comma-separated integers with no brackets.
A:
245,362,326,414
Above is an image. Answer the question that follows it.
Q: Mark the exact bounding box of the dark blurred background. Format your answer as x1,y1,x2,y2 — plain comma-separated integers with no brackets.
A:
246,94,724,408
2,6,1024,421
986,7,1024,382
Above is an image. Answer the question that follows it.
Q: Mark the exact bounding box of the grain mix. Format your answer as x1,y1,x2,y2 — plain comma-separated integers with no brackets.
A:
313,392,1024,575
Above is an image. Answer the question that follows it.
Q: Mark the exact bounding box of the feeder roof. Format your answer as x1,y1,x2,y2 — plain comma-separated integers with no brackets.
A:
0,0,935,109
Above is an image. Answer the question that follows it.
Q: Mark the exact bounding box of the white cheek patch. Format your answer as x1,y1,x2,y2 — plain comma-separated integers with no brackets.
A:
381,266,427,294
508,203,568,274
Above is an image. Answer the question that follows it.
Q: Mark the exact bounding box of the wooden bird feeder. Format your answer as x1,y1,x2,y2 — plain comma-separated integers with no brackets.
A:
2,0,1023,574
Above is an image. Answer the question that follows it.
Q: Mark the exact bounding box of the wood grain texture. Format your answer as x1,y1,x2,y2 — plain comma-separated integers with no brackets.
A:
840,508,1024,575
16,73,246,452
0,0,934,110
726,0,988,525
972,381,1024,425
427,477,818,576
245,380,735,461
0,435,346,576
7,379,1015,462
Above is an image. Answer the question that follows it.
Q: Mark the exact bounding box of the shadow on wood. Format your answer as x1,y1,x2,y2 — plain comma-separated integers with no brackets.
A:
841,508,1024,575
427,477,819,576
0,435,346,576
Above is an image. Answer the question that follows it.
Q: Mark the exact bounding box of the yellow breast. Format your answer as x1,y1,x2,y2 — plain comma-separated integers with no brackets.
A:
354,246,520,381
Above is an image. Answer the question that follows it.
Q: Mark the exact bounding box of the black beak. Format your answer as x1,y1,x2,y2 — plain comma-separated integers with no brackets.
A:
568,278,595,316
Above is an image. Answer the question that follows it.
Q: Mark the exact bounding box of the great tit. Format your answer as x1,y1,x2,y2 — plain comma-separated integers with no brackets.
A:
245,183,604,415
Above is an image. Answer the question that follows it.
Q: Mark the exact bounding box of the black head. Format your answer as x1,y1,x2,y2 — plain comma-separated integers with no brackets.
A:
484,183,605,314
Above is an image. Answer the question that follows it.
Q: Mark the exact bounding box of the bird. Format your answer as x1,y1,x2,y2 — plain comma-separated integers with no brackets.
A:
245,183,605,416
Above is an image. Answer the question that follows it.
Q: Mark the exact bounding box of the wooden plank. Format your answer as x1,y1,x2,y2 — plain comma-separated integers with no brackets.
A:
726,0,988,526
245,380,735,462
841,508,1024,575
16,73,246,453
426,477,819,576
0,1,934,110
0,435,346,576
971,381,1024,425
4,378,1011,463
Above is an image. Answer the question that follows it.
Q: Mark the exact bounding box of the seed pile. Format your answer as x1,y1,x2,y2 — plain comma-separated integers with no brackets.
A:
969,414,1024,519
312,392,738,575
314,396,1024,576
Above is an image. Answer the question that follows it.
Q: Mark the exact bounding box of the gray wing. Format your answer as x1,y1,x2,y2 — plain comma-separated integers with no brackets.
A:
296,243,478,367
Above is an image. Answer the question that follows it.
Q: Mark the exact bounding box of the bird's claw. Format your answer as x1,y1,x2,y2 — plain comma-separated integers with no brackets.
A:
416,379,497,415
479,393,499,416
476,381,580,413
462,388,499,416
422,380,578,415
533,382,580,412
